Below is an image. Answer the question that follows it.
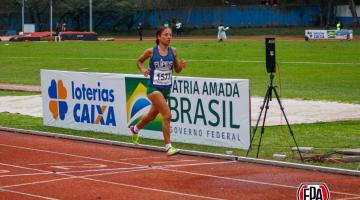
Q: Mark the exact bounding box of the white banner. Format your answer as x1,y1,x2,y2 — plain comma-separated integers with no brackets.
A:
41,70,127,133
41,70,250,149
305,29,353,40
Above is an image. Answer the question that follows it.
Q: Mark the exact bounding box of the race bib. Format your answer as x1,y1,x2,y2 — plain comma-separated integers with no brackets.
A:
153,69,172,86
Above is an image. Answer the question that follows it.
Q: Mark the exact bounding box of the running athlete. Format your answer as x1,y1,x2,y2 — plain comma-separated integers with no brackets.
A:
130,27,187,156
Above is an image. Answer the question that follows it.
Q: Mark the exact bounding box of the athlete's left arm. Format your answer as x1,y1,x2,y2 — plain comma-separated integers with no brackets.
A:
173,47,186,73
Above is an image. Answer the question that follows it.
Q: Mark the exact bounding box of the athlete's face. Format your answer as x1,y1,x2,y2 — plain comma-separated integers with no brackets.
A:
158,28,172,45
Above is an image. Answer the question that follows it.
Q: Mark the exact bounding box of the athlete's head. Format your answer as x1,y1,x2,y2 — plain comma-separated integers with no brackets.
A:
156,27,172,45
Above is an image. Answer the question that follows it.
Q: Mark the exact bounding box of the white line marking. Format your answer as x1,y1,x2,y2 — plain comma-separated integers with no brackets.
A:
0,143,143,167
0,162,223,200
152,159,197,164
338,196,360,200
81,168,152,178
161,168,360,197
161,160,237,168
26,156,164,166
118,156,164,161
0,166,149,178
6,56,360,65
0,162,50,173
51,163,107,170
28,160,89,166
0,176,75,189
0,170,10,174
0,188,59,200
80,176,225,200
1,143,359,198
0,172,55,178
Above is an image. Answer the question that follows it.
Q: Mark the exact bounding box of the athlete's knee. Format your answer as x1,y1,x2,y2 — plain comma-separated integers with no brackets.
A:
148,113,157,121
162,112,171,122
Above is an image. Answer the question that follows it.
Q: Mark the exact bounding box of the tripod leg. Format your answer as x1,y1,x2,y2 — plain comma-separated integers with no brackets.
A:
256,89,272,158
272,87,304,162
246,86,272,157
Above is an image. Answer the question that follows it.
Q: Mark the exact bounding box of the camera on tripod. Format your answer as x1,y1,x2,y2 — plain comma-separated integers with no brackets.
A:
265,37,276,73
246,37,304,161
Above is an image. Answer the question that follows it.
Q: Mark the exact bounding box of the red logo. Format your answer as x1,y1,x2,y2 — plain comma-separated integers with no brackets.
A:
297,183,330,200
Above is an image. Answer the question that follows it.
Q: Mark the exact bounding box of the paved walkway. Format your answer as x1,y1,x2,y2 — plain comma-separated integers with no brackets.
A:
1,83,360,125
0,83,40,92
1,95,360,126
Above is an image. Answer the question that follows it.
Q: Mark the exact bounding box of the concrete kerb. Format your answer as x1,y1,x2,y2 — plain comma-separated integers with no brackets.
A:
0,126,359,176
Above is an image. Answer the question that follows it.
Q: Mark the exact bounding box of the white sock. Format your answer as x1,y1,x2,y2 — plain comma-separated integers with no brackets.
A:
134,125,139,133
165,143,172,151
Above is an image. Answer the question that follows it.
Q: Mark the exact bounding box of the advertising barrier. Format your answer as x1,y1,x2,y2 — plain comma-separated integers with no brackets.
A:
41,70,250,149
305,29,353,40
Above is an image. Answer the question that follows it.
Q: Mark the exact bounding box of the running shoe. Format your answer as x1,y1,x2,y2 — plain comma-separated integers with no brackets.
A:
130,126,139,145
166,147,179,156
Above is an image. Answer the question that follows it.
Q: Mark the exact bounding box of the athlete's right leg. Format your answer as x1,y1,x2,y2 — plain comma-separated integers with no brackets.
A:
147,91,171,144
130,101,158,145
147,91,178,156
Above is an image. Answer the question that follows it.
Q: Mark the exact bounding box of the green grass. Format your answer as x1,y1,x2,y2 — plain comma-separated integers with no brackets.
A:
1,41,360,103
0,112,359,170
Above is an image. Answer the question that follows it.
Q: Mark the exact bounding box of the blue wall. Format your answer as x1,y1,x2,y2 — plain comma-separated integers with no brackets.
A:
337,17,360,25
6,5,359,33
140,5,320,27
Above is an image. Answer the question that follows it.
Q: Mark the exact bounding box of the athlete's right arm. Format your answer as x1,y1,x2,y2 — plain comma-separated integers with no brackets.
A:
136,48,153,77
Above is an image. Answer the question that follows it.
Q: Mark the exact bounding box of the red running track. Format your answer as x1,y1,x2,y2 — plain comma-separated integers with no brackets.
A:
0,130,359,200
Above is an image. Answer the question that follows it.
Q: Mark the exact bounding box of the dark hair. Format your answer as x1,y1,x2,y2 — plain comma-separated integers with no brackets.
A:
156,27,170,45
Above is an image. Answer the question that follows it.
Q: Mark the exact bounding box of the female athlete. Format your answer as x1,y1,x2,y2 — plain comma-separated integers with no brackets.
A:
130,27,187,156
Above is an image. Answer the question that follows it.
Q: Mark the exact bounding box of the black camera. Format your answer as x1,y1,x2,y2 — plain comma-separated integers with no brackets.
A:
265,38,276,73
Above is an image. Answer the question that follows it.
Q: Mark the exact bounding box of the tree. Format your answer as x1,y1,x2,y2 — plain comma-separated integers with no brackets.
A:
0,0,17,27
349,0,359,28
54,0,88,30
94,0,135,31
8,0,51,31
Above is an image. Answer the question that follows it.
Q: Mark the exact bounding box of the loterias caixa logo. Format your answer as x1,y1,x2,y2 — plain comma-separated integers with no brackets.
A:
48,80,68,120
48,79,116,126
297,183,330,200
125,77,162,131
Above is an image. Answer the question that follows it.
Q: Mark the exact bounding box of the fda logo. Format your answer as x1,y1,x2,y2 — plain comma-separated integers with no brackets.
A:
297,183,330,200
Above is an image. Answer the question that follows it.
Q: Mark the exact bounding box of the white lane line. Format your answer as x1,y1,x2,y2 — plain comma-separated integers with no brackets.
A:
161,160,237,168
0,160,232,178
82,168,152,178
338,196,360,200
0,162,50,173
0,143,143,167
0,188,59,200
2,143,358,198
0,162,223,200
28,160,89,166
27,156,164,166
80,176,225,200
6,56,360,65
118,156,164,161
0,166,148,178
0,172,55,178
0,176,75,189
152,159,197,164
161,168,360,198
51,163,108,170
